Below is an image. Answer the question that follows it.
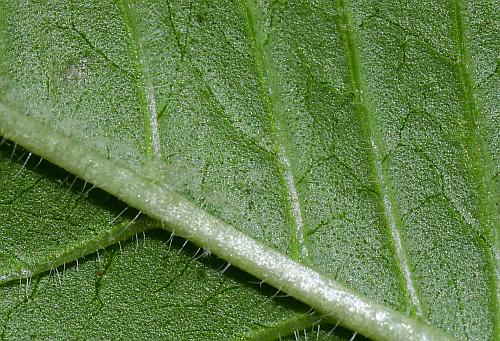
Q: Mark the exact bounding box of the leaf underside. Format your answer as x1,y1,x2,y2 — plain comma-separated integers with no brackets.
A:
0,0,498,340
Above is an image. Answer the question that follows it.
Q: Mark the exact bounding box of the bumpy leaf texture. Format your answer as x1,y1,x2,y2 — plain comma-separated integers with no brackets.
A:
0,0,498,340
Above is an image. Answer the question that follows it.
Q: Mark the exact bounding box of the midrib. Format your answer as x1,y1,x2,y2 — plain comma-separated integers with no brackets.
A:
452,0,500,333
116,0,161,158
335,0,422,316
240,0,309,262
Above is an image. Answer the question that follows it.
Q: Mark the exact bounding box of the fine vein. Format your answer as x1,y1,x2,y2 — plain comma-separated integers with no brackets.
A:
335,0,422,315
452,0,500,330
116,0,161,157
241,0,309,262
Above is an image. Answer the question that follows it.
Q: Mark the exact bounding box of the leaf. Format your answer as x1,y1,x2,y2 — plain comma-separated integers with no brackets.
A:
1,142,332,341
0,0,498,340
0,152,339,341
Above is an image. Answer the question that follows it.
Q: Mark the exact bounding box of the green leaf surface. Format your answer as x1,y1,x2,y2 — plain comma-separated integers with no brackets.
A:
0,141,328,341
0,0,498,340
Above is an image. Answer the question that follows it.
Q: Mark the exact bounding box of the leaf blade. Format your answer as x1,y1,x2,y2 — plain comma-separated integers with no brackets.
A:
0,96,455,341
0,0,498,339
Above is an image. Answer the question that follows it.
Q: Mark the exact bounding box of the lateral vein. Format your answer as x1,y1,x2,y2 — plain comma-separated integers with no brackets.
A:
116,0,161,157
335,0,422,315
452,0,500,328
241,0,309,261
